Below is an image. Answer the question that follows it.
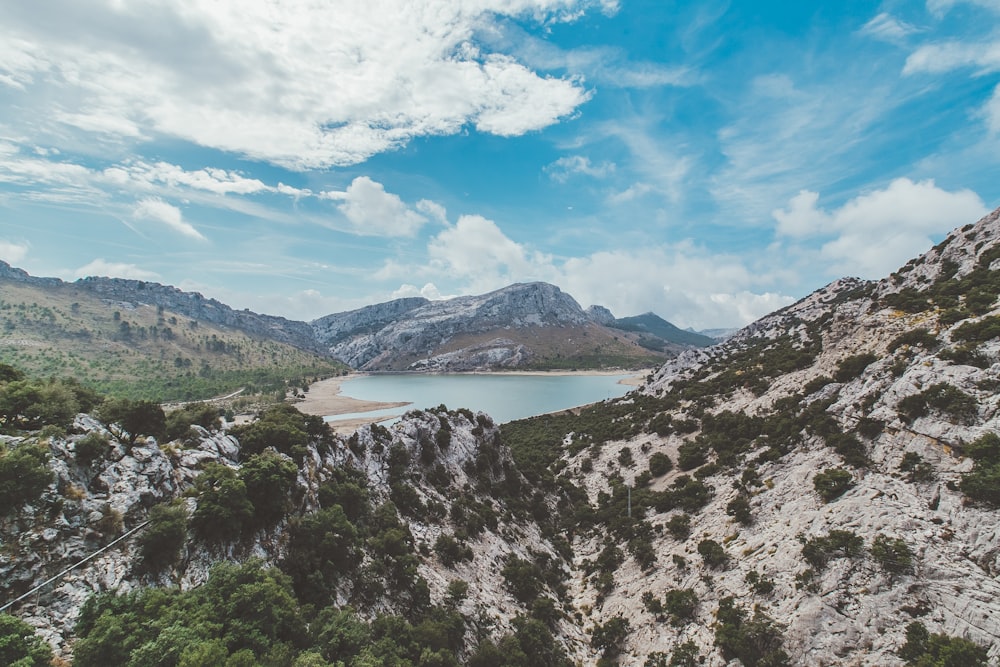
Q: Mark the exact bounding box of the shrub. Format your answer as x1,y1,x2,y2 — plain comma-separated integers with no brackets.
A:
870,534,913,576
434,534,473,567
899,621,988,666
800,530,864,571
960,432,1000,506
502,557,544,604
648,452,673,477
240,451,298,527
663,588,698,626
190,463,253,543
0,613,53,667
888,329,938,352
714,597,789,667
726,495,753,525
834,353,878,383
813,468,853,503
97,398,166,446
138,500,188,572
590,616,630,659
665,514,691,540
677,440,708,471
899,452,935,483
283,506,360,606
75,431,110,467
0,443,52,515
697,539,728,569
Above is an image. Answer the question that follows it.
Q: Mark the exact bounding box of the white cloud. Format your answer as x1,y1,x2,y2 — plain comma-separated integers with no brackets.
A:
773,178,989,278
324,177,427,237
903,40,1000,74
0,240,29,264
133,197,206,241
428,214,554,289
0,0,598,169
985,83,1000,133
392,283,449,301
859,13,920,43
74,258,160,281
927,0,1000,16
416,200,448,225
545,155,616,182
608,182,653,204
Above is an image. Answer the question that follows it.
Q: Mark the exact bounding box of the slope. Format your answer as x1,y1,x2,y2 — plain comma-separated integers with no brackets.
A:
610,312,715,349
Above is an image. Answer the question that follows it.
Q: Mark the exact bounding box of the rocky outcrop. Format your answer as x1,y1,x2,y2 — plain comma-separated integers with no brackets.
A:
311,282,663,370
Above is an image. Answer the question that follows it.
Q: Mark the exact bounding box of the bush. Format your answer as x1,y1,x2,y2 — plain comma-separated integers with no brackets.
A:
833,353,878,383
0,613,53,667
714,596,789,667
665,513,691,540
240,451,298,527
800,530,864,571
283,506,360,606
590,616,630,659
697,539,728,569
899,621,989,666
75,431,110,467
813,468,853,503
190,463,253,543
888,329,938,352
97,398,166,446
870,534,913,576
647,451,673,477
138,500,188,573
726,495,753,525
434,534,473,567
960,433,1000,506
502,557,544,605
899,452,935,483
663,588,698,626
0,443,52,515
897,383,978,424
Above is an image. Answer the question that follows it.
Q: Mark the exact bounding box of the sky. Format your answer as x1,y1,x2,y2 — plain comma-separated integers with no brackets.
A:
1,0,999,330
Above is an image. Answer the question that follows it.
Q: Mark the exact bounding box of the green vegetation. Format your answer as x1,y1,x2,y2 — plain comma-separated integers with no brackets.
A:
0,613,53,667
899,621,989,667
0,442,52,515
813,468,854,502
229,403,334,462
714,597,789,667
697,539,728,569
870,534,914,576
800,530,864,571
960,432,1000,506
833,353,878,383
883,248,1000,319
662,588,699,626
899,452,935,483
137,500,188,573
897,383,977,424
0,284,345,402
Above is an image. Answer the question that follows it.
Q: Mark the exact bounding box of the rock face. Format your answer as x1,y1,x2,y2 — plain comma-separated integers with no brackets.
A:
0,409,574,659
562,206,1000,665
311,282,668,370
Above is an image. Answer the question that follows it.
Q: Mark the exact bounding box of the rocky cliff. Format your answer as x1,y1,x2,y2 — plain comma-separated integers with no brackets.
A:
311,282,671,371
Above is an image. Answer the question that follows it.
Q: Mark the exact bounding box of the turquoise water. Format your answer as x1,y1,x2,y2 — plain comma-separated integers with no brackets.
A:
327,373,639,424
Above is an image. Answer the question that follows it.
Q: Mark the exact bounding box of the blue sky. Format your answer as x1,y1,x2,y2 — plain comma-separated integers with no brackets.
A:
1,0,998,329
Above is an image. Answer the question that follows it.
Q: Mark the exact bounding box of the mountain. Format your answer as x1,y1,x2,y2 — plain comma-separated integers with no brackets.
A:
0,262,344,400
610,312,715,348
3,208,1000,665
311,282,675,371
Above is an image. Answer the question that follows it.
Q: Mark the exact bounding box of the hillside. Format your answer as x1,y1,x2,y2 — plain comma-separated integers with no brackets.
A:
0,265,345,401
610,312,715,349
3,208,1000,666
312,282,674,371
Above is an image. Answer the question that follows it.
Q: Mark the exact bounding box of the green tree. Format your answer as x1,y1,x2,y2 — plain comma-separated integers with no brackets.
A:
0,613,53,667
98,398,167,446
191,463,253,543
240,451,298,527
0,443,52,515
813,467,854,502
138,500,188,573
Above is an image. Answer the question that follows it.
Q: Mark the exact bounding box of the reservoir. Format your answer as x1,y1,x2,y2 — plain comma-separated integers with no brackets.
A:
327,372,640,425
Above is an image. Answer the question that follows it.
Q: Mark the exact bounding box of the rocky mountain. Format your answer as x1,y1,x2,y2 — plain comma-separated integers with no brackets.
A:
5,207,1000,665
311,282,674,371
610,312,716,349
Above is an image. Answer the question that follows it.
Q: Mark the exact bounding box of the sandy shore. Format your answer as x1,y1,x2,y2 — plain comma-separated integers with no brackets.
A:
291,369,651,433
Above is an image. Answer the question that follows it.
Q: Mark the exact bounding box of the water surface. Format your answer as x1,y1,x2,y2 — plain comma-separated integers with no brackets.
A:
328,373,638,424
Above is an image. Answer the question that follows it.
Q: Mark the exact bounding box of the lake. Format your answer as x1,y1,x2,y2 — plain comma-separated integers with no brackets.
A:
327,372,640,424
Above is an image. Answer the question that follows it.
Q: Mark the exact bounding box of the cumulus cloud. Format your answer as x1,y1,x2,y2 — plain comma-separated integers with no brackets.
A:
0,0,599,169
544,155,616,182
133,198,206,241
773,178,988,278
74,258,160,281
0,240,29,264
323,177,427,237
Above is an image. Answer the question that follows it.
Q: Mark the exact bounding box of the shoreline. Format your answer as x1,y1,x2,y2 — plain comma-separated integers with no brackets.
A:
291,368,650,433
